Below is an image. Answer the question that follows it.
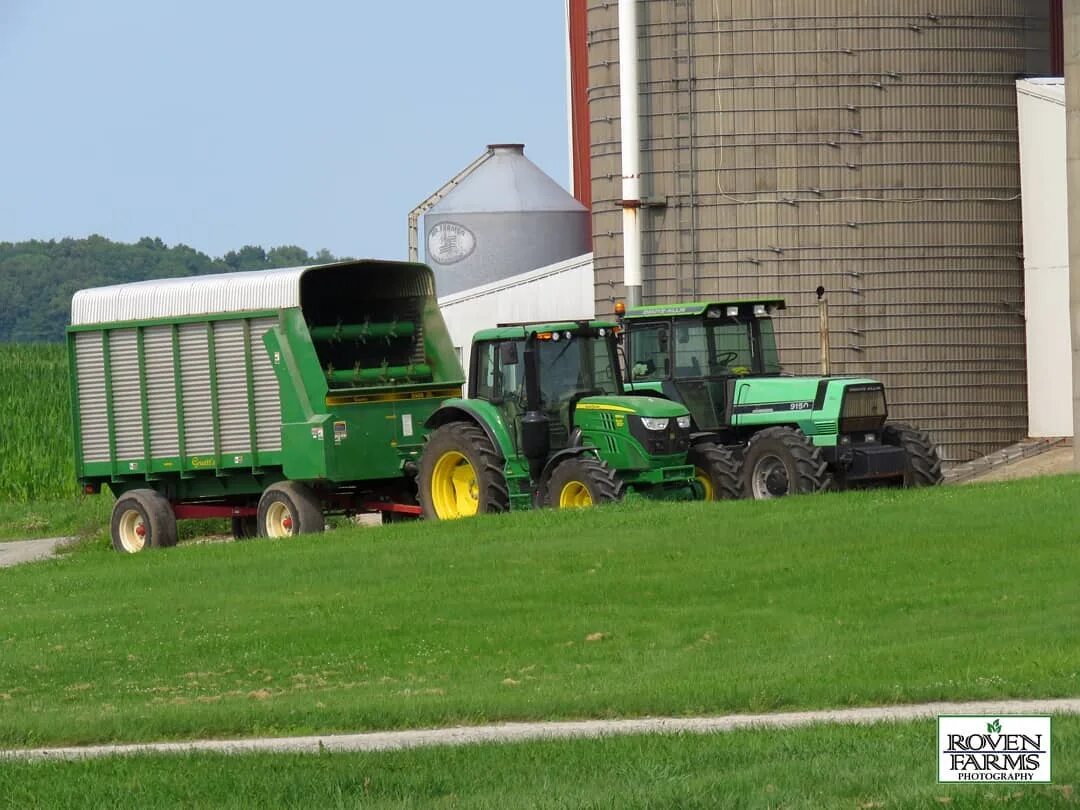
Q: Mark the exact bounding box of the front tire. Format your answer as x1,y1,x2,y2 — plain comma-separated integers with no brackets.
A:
110,489,177,553
419,422,510,520
883,423,943,486
688,442,741,501
743,427,832,499
546,456,623,508
257,482,325,538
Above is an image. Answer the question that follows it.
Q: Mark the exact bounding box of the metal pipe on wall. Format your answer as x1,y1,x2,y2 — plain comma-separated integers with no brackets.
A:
618,0,642,307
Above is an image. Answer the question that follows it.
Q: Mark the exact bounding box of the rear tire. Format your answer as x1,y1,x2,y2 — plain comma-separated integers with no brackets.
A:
257,482,325,538
743,427,832,499
546,456,623,508
688,442,741,501
883,423,943,486
110,489,177,553
419,422,510,520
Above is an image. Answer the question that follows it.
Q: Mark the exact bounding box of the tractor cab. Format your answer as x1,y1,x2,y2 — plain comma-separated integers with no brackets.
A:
621,301,785,431
470,321,622,450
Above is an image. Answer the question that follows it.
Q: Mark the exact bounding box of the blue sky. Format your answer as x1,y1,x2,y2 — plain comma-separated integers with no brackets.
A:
0,1,569,260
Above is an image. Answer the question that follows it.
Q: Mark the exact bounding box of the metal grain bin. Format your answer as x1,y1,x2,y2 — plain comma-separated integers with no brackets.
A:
583,1,1051,461
424,144,591,297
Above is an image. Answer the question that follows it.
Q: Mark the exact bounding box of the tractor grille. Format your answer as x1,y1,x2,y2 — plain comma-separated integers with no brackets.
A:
839,385,887,434
628,417,692,456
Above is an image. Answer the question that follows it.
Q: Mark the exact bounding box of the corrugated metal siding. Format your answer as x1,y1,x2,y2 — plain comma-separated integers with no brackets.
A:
178,323,215,456
585,0,1050,461
212,320,252,455
144,325,180,459
70,266,307,326
249,317,282,453
108,329,144,460
75,332,110,463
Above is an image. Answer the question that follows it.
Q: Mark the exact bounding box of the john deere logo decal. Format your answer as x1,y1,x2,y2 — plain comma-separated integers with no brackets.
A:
427,222,476,265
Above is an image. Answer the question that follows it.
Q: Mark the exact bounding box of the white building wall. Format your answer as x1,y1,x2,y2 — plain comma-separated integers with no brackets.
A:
438,252,595,383
1017,79,1074,438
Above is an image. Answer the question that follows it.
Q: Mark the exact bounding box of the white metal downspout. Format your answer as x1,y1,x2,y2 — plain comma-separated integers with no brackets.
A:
565,0,576,193
618,0,643,307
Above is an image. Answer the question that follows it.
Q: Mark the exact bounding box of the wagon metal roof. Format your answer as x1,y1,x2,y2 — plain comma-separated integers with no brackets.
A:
70,265,310,326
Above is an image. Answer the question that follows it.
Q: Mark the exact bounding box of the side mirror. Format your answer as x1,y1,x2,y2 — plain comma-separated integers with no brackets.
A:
499,341,519,366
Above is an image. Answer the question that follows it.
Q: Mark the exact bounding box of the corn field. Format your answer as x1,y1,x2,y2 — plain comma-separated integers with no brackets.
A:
0,344,76,502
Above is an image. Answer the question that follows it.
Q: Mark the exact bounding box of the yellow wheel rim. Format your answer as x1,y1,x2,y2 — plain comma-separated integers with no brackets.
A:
265,501,296,538
431,450,479,519
558,481,593,508
117,509,146,553
695,467,714,501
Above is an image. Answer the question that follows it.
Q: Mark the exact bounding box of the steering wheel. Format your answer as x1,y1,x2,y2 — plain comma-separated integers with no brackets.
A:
715,351,739,366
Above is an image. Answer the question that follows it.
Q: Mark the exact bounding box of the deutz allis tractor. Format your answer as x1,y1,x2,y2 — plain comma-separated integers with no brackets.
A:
619,301,943,499
417,321,699,519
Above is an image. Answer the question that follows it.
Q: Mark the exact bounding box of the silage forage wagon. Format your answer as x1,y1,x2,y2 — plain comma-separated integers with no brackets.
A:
68,260,464,552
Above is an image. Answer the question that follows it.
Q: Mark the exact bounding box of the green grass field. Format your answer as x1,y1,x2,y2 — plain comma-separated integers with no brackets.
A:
0,476,1076,749
2,719,1077,809
0,343,76,504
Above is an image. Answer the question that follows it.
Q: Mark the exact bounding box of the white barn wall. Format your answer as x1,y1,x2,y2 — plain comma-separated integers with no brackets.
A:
437,253,595,384
1017,79,1074,438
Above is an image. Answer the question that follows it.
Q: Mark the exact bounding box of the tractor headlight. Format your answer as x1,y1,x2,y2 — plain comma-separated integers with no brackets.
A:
640,417,670,431
676,415,691,429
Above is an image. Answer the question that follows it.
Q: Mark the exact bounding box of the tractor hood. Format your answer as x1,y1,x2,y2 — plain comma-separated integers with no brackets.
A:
729,376,888,438
576,395,689,419
659,374,887,434
731,376,882,414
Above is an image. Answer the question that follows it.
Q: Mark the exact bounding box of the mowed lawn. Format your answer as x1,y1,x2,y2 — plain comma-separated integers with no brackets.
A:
0,476,1077,748
3,719,1079,809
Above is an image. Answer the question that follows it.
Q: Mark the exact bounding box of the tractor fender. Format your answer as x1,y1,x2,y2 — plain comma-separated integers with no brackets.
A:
424,400,516,462
538,446,601,499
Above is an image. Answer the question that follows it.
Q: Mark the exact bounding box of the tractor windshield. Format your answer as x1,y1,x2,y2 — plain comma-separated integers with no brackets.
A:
536,333,620,406
473,331,621,407
631,318,781,379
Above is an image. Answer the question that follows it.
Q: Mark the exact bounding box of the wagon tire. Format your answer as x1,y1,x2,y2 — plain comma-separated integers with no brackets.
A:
419,422,509,520
688,442,741,501
743,427,832,500
546,455,623,508
257,482,325,538
883,422,944,486
110,489,178,553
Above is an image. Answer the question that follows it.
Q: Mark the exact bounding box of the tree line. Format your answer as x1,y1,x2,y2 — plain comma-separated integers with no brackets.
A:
0,236,352,343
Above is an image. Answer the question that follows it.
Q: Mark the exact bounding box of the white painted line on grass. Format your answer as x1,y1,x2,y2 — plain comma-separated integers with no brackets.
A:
5,698,1080,761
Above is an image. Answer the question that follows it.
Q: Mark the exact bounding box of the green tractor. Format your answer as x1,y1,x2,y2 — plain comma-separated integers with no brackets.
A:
417,320,700,518
619,301,943,499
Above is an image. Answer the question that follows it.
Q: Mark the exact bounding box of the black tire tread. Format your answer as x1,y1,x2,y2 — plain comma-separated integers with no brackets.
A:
744,427,832,498
110,488,178,552
418,421,510,519
688,442,741,501
257,481,325,537
546,455,624,506
883,422,944,486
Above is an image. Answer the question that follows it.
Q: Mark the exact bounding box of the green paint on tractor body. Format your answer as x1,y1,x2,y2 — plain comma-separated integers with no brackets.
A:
420,320,698,518
621,300,943,494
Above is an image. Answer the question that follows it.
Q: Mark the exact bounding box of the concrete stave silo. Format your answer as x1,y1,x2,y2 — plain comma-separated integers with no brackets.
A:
581,0,1051,461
